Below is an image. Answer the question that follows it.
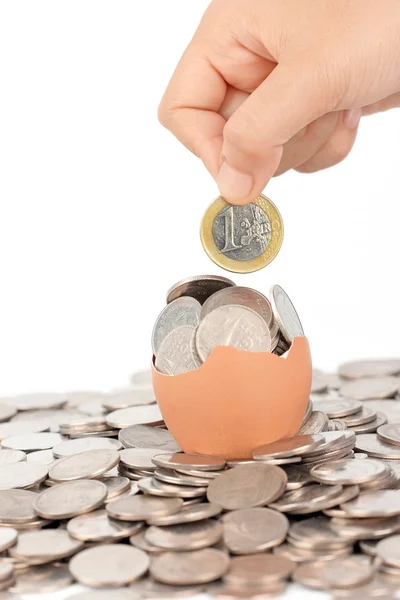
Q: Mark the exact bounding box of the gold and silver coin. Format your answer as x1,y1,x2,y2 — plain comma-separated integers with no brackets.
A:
200,194,283,273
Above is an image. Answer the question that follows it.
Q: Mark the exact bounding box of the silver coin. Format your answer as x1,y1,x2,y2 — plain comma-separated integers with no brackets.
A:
102,389,155,411
283,465,314,490
154,468,211,487
34,479,107,519
138,477,207,499
207,464,287,510
340,490,400,518
363,399,400,423
101,475,131,500
377,423,400,447
222,507,289,554
0,449,26,464
224,554,294,587
67,509,143,542
0,528,18,552
253,434,323,460
302,431,355,457
106,405,163,429
152,453,225,472
1,432,62,452
200,287,274,327
154,325,201,376
273,542,352,563
292,560,329,590
270,484,344,514
355,434,400,459
69,544,149,588
8,563,72,595
174,467,219,479
0,563,14,583
339,359,400,380
359,539,380,556
106,494,183,521
310,458,390,485
150,548,230,585
270,284,304,342
196,305,271,362
376,534,400,567
299,411,329,435
119,448,162,470
9,529,84,564
130,529,166,554
0,393,67,411
0,404,17,422
289,515,350,550
320,556,373,589
0,419,50,440
145,519,222,551
49,449,120,482
26,449,56,466
152,297,201,355
119,424,181,452
52,437,122,458
0,462,48,490
166,275,235,305
341,406,377,427
147,502,222,527
312,397,362,418
0,489,39,524
346,412,387,434
339,377,398,400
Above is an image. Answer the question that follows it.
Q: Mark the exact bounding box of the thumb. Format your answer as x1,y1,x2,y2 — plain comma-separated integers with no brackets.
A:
217,60,342,204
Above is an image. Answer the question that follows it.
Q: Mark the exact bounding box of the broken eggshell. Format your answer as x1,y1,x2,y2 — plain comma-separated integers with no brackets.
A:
152,336,312,460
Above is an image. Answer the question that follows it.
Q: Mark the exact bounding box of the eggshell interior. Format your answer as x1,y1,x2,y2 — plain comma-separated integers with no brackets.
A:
152,336,312,459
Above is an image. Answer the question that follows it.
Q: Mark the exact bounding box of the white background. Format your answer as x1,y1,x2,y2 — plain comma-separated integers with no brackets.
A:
0,3,400,599
1,0,400,397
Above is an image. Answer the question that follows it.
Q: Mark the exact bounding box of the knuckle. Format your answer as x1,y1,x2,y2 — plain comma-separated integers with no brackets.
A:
157,99,171,129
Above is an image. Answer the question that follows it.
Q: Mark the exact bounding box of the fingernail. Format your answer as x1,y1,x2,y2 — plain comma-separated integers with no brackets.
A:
344,108,362,129
216,161,254,200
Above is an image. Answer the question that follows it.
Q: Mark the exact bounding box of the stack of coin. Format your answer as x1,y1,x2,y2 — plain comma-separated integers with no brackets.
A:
1,358,400,595
152,275,305,375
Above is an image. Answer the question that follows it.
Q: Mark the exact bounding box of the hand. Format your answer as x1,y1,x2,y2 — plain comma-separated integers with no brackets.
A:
158,0,400,204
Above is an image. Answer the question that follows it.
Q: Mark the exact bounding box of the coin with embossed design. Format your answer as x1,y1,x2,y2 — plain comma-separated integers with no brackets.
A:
200,194,283,273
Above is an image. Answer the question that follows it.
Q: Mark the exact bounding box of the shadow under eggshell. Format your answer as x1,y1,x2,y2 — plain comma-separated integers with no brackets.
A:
152,337,312,460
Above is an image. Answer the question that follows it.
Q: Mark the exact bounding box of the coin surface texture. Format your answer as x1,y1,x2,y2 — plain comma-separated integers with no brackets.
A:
155,326,200,376
145,519,223,551
196,305,271,362
106,494,183,521
200,287,274,327
119,425,180,452
9,529,84,564
69,544,149,587
150,548,230,585
0,462,48,490
34,479,108,519
222,507,289,554
200,195,283,273
49,449,120,482
207,464,287,510
152,297,201,355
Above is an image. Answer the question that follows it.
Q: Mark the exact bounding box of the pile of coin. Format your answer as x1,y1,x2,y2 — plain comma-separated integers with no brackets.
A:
153,275,304,375
0,360,400,597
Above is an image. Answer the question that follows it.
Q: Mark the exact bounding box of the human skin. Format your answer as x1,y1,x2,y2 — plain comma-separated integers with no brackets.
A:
158,0,400,204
